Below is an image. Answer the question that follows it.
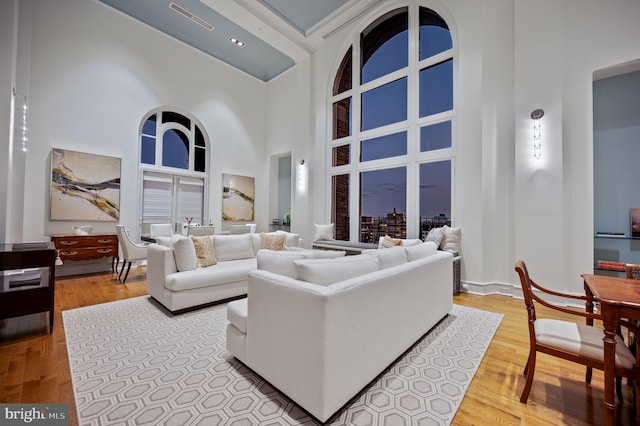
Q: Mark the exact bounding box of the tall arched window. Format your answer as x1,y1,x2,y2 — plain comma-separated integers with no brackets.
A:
329,5,454,242
139,109,209,236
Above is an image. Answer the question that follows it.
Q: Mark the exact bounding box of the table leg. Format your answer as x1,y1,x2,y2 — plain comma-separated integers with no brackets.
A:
600,305,619,426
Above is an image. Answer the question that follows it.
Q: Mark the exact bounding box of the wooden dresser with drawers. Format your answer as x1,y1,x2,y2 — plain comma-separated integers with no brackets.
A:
51,233,119,271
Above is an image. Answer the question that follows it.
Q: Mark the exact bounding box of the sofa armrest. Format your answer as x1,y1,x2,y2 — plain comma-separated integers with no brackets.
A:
147,244,177,301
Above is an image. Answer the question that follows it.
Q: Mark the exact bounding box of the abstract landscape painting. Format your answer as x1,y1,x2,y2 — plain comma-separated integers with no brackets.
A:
50,148,121,221
222,173,255,221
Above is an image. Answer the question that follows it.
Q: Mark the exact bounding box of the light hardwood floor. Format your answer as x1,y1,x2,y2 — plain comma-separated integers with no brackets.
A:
0,268,636,425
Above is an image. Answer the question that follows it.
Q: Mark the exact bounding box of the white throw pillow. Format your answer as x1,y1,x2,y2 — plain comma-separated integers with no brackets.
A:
362,246,407,269
275,230,300,247
440,226,462,254
257,250,307,278
213,234,255,261
424,227,445,247
171,236,198,272
155,234,182,248
314,223,334,241
405,241,438,261
294,254,379,286
401,239,422,247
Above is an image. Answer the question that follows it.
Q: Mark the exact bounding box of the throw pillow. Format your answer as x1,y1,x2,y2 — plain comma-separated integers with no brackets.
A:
275,230,300,247
362,246,407,269
379,235,401,249
260,233,286,251
440,225,462,254
314,223,334,241
424,227,445,247
213,234,255,261
405,241,438,261
294,254,379,286
171,236,197,272
257,249,307,278
190,235,217,267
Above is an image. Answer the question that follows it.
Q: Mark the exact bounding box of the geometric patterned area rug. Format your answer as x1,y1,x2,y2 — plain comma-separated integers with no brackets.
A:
63,297,502,426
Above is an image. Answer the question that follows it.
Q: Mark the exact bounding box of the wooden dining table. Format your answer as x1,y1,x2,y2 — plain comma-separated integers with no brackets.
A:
583,273,640,426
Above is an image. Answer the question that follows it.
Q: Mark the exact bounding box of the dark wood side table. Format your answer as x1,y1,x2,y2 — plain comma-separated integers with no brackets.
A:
51,233,119,271
0,242,56,332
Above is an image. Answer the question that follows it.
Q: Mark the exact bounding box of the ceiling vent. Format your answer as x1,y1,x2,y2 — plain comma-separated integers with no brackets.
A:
169,2,214,31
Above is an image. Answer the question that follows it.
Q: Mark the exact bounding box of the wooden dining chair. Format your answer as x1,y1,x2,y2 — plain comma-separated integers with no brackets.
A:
626,263,640,280
515,260,640,406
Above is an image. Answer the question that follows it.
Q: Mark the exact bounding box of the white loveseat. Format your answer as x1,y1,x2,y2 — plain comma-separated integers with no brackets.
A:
226,242,453,422
147,231,301,313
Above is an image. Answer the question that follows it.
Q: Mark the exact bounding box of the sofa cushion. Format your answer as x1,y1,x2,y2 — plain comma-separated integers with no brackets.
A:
155,234,182,248
424,227,445,247
294,254,379,286
362,246,407,269
275,230,300,247
165,257,257,292
257,250,308,278
227,299,248,334
172,236,197,272
405,241,438,262
213,234,255,261
314,223,334,241
260,233,286,251
440,225,461,254
401,239,422,247
191,235,217,267
378,235,401,249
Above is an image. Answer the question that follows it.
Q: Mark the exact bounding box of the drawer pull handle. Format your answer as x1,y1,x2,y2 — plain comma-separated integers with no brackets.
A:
60,241,79,246
61,251,78,256
97,249,113,254
97,239,113,244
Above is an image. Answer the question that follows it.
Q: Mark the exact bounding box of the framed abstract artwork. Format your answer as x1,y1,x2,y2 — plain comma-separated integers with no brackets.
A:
50,148,121,221
222,173,255,221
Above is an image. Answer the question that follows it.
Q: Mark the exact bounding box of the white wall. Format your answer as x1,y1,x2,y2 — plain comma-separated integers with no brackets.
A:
16,0,269,247
7,0,640,290
264,0,640,295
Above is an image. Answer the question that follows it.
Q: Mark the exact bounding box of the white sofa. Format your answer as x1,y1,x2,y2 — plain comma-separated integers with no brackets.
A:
226,242,453,422
147,231,302,313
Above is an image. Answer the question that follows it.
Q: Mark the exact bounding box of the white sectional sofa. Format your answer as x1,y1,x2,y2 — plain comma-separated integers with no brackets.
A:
226,242,453,422
147,231,303,313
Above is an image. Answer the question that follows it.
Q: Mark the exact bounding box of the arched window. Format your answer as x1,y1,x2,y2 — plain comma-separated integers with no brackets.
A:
329,6,454,242
139,109,209,236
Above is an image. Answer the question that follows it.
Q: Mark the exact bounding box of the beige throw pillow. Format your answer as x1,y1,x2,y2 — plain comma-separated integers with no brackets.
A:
191,236,217,267
379,235,401,249
260,233,286,251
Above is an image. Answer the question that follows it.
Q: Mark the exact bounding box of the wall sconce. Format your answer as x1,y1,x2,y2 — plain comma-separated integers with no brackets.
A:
531,109,544,159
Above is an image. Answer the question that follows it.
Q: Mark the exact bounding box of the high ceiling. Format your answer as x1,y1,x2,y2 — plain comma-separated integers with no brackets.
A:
98,0,381,82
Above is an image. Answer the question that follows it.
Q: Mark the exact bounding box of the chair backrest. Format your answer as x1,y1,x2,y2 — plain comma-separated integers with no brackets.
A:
626,263,640,280
190,225,215,236
230,224,251,234
150,223,173,237
515,260,537,338
115,225,131,259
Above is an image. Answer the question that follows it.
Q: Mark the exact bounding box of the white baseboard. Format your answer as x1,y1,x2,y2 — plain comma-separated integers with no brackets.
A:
461,280,587,309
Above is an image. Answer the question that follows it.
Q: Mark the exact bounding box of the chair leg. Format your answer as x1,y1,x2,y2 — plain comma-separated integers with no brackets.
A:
521,350,536,403
617,376,624,404
523,353,531,376
586,366,593,384
122,262,132,284
118,261,129,282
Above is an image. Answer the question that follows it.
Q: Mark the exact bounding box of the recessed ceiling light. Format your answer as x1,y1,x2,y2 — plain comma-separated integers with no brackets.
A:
228,37,245,48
